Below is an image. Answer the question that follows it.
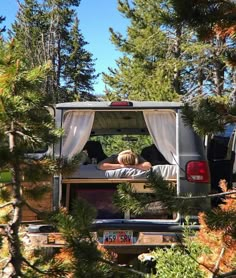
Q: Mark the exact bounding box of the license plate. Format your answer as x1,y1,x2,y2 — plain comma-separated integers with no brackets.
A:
103,230,133,245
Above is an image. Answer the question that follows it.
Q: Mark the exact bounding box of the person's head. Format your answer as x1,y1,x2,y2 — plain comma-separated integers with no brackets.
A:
117,150,138,165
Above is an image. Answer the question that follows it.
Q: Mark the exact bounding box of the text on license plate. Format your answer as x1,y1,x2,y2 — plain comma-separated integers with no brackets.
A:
103,230,133,245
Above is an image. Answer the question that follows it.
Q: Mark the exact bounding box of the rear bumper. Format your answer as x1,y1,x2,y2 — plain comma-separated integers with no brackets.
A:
24,223,200,254
91,221,200,233
25,231,183,253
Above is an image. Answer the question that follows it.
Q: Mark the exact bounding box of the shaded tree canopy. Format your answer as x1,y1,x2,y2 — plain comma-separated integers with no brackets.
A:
169,0,236,40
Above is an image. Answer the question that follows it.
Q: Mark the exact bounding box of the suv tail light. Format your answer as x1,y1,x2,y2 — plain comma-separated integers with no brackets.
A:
186,161,210,183
109,101,133,107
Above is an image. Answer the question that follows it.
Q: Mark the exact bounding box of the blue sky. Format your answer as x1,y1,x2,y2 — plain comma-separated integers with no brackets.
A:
1,0,128,95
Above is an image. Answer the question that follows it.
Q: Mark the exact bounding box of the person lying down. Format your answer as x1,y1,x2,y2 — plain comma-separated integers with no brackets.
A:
97,149,152,171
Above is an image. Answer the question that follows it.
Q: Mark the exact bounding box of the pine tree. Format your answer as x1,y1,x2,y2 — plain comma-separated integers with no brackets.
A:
10,0,47,67
0,39,59,277
175,0,236,132
0,39,142,275
104,0,236,102
104,0,180,101
62,17,98,101
11,0,97,103
103,0,206,100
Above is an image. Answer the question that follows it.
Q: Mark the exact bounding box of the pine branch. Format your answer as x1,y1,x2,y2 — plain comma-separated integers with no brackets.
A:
117,171,235,216
22,257,47,275
23,184,51,201
0,201,13,209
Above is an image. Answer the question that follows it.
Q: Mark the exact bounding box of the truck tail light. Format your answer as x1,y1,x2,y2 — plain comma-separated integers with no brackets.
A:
186,161,210,183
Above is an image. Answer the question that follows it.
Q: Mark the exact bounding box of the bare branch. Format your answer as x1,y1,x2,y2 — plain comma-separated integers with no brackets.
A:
212,247,225,277
175,190,236,200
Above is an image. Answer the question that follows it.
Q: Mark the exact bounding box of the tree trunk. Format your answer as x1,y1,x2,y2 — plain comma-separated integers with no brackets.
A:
214,36,225,96
172,25,182,94
230,66,236,105
214,59,225,96
3,125,23,277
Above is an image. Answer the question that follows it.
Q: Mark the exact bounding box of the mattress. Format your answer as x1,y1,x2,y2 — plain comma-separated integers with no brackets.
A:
63,164,177,180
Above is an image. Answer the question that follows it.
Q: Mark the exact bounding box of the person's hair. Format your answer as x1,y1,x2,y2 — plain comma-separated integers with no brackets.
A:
117,150,138,165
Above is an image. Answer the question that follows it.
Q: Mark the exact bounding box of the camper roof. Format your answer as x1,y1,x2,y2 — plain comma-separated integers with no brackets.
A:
56,101,183,110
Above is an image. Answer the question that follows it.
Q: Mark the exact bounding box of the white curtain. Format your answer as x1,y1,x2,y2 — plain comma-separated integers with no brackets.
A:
61,111,95,159
143,111,177,164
